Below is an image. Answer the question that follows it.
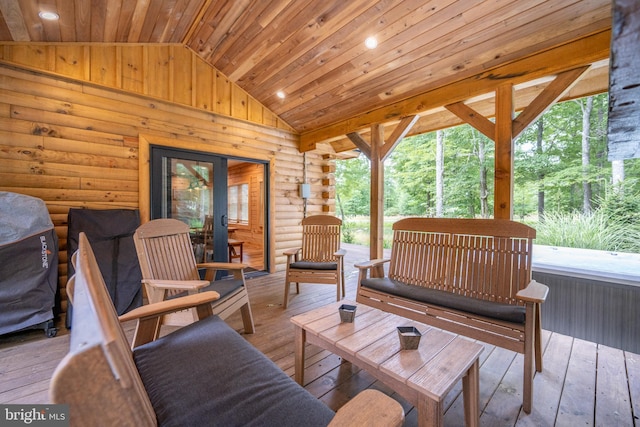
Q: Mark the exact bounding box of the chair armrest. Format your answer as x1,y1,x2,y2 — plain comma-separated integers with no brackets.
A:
334,248,347,257
283,247,301,256
328,389,404,427
516,280,549,304
354,258,390,270
119,291,220,322
142,279,210,290
119,291,220,348
197,262,248,271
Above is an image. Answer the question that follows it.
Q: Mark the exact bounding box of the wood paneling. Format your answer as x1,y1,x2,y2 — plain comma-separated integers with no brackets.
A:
0,62,336,314
0,43,295,132
228,162,265,250
0,1,612,143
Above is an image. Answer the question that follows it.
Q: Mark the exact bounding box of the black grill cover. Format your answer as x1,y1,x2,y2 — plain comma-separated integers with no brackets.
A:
0,192,58,335
66,208,142,328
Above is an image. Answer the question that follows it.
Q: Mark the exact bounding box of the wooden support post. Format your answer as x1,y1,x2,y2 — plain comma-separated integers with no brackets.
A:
494,84,515,220
370,124,385,260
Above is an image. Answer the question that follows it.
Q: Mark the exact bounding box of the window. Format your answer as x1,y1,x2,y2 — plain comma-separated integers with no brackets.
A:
228,183,249,225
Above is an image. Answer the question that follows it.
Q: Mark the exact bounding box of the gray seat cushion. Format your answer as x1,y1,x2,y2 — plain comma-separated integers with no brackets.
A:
134,315,335,427
290,261,337,270
168,278,243,301
361,277,525,324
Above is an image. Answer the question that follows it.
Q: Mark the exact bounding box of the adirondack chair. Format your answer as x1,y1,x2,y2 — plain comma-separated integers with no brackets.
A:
283,215,346,308
133,218,255,334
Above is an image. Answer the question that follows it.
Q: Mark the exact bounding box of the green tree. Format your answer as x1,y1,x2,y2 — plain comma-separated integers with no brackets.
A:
335,154,370,217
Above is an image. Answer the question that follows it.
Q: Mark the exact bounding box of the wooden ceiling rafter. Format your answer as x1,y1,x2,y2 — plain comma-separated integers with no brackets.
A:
299,29,611,152
346,114,419,161
0,1,614,156
445,65,591,142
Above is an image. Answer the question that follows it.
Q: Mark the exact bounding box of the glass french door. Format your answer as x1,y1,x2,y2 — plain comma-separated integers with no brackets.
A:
150,146,229,263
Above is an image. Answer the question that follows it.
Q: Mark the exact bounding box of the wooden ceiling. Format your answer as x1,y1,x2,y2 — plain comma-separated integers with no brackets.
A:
0,0,613,153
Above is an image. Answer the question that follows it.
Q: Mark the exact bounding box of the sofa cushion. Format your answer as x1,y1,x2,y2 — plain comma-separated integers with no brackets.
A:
361,278,526,324
134,315,335,427
290,261,337,270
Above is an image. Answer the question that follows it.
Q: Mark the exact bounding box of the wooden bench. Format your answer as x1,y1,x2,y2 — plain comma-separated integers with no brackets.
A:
51,232,404,426
355,218,549,414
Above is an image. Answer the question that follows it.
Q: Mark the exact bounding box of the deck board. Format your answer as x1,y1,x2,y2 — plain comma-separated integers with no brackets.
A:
0,243,637,426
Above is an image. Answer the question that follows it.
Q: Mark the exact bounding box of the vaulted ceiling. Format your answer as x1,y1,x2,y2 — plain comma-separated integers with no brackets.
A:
0,0,612,153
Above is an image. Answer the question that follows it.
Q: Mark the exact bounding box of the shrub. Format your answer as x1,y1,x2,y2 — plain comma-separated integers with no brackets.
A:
535,208,640,253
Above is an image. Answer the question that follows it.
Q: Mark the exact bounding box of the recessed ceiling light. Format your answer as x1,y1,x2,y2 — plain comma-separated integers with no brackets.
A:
276,91,286,99
365,36,378,49
39,11,59,20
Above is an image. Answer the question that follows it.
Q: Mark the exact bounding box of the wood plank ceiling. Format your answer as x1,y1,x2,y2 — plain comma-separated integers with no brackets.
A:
0,0,613,154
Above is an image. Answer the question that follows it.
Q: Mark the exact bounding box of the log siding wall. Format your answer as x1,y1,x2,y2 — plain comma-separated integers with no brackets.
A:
0,49,336,314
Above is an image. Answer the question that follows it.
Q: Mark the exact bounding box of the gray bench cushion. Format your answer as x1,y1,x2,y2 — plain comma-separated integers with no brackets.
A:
134,315,335,427
290,261,337,270
361,278,526,324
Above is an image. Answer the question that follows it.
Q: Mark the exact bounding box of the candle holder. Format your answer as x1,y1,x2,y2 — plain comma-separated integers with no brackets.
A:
397,326,422,350
338,304,357,323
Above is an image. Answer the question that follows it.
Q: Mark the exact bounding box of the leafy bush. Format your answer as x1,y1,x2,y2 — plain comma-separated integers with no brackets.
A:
342,222,355,244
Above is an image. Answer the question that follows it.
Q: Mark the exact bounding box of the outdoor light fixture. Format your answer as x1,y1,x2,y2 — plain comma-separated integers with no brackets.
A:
276,90,286,99
365,36,378,49
39,11,59,20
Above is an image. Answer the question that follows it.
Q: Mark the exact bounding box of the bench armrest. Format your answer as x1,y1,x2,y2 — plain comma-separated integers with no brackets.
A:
355,258,391,282
516,280,549,304
354,258,390,270
142,279,210,290
328,389,404,427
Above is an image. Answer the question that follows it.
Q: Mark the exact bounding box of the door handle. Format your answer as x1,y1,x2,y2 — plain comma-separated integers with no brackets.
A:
221,215,228,227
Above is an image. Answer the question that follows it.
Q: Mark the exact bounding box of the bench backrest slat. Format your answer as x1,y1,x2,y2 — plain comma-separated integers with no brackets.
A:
388,218,534,304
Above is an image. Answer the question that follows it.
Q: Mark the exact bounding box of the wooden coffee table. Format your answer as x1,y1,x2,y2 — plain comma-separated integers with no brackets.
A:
291,300,484,427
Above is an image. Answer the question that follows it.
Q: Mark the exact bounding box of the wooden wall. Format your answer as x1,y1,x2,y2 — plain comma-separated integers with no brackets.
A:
0,49,336,314
228,161,265,247
0,43,293,132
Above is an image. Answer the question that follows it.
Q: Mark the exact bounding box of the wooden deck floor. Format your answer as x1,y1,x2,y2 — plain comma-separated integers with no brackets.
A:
1,243,638,426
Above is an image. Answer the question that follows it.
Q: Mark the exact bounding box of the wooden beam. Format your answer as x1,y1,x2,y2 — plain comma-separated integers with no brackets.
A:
445,102,495,140
370,124,384,260
512,66,590,138
494,84,515,220
380,115,419,161
347,132,371,159
300,30,610,147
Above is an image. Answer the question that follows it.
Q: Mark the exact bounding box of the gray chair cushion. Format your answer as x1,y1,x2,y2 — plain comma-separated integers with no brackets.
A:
290,261,337,270
361,277,526,324
169,278,244,301
134,315,335,427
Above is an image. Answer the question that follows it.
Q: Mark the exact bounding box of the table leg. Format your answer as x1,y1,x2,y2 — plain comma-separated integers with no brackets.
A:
294,326,306,385
462,359,480,427
418,395,442,427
